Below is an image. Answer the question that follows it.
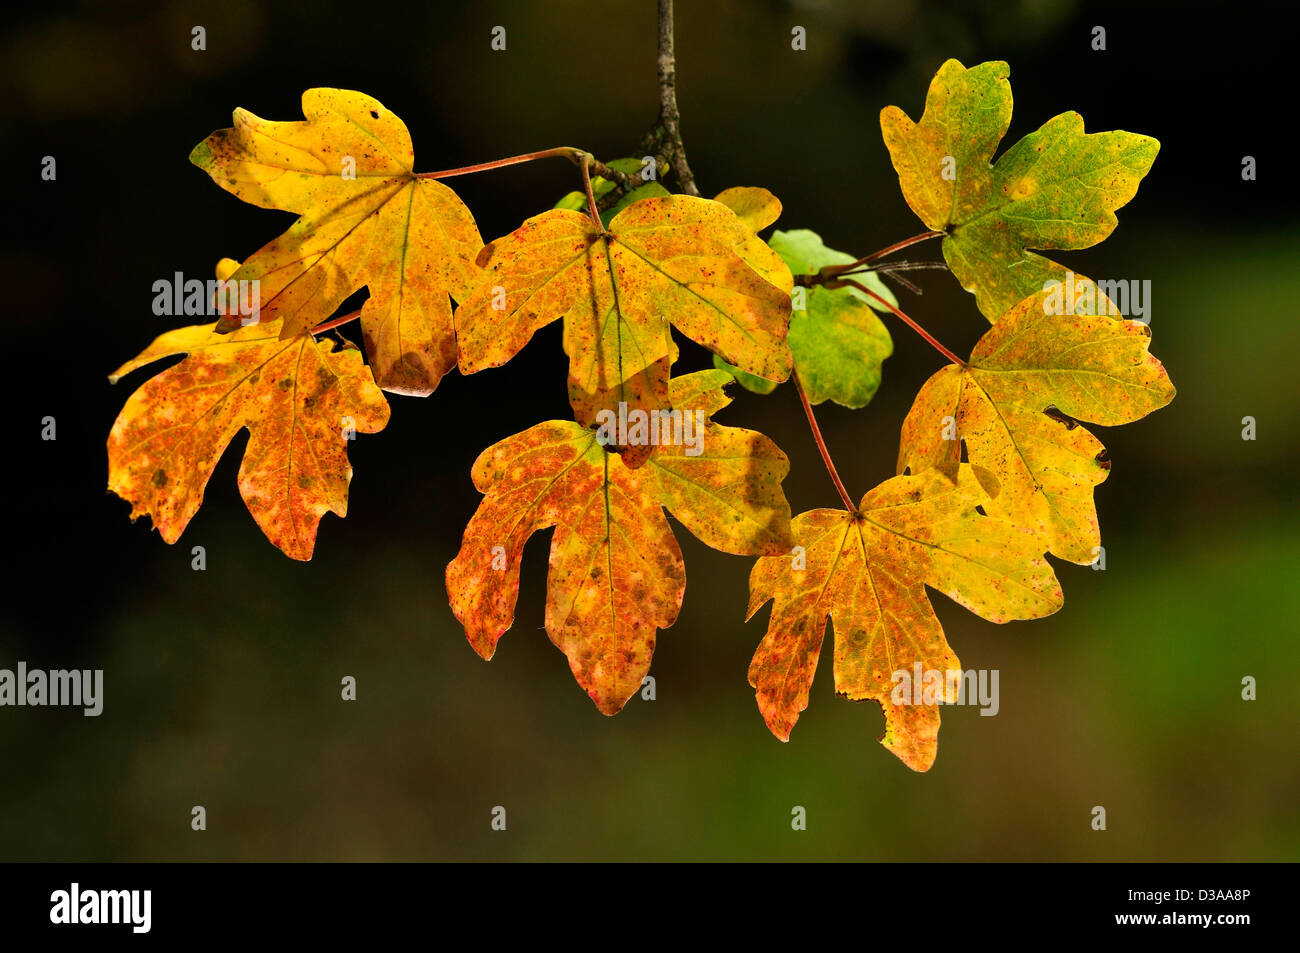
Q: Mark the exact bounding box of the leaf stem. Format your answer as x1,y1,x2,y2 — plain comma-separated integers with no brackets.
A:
579,154,603,229
818,229,944,279
310,309,362,335
835,278,964,366
793,371,856,512
416,146,587,179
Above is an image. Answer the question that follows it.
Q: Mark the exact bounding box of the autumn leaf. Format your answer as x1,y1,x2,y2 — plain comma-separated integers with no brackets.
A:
880,59,1159,322
713,227,896,407
746,465,1062,771
712,186,782,232
707,187,797,395
898,278,1175,564
712,187,795,295
190,88,483,396
107,311,390,561
446,370,795,714
455,194,793,440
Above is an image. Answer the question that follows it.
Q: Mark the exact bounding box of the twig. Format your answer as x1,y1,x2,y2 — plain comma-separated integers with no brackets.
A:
656,0,699,196
842,260,952,296
847,260,951,276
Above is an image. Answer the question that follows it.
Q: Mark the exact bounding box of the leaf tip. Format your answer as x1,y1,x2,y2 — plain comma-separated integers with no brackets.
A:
763,711,794,743
592,691,630,717
188,138,213,169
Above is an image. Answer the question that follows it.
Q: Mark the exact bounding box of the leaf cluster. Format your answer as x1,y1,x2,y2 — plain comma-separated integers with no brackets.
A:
107,61,1171,769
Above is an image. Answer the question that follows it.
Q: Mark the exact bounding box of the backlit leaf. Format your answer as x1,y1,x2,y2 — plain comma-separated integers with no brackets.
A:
747,465,1062,771
898,278,1176,563
107,317,390,561
190,88,484,396
447,370,795,714
880,59,1159,322
455,195,794,439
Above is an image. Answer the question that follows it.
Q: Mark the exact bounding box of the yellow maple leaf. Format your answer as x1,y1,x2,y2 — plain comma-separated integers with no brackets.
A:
455,195,793,438
190,88,483,396
747,466,1062,771
898,278,1175,563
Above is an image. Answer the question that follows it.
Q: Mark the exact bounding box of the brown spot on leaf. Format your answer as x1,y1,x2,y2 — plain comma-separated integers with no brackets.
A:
1043,405,1079,429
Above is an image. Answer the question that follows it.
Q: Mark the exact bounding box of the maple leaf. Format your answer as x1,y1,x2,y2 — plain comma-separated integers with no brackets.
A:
190,88,483,396
107,312,390,561
446,370,795,714
746,465,1062,771
880,59,1159,322
711,224,896,408
455,195,794,441
898,277,1175,564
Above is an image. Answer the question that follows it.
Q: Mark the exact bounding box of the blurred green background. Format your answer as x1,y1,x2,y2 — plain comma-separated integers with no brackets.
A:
1,0,1296,861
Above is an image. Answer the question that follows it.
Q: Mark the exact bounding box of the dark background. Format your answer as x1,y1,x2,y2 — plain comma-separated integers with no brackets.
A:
1,0,1296,860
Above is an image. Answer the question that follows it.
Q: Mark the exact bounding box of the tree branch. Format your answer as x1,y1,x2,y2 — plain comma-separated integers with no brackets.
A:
656,0,699,196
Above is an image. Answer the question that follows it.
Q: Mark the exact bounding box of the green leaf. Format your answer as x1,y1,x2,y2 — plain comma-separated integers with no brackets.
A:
553,191,589,211
785,278,893,408
713,229,896,407
604,157,653,178
712,355,781,394
768,229,895,408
